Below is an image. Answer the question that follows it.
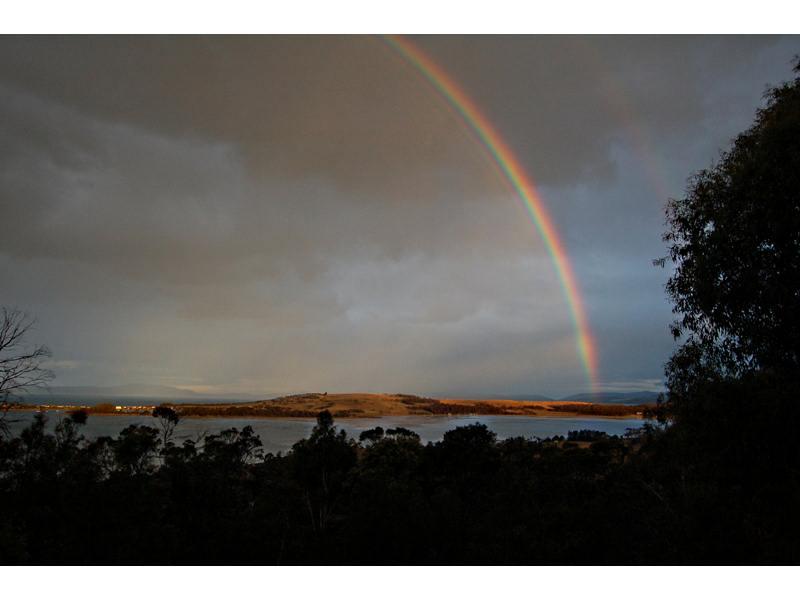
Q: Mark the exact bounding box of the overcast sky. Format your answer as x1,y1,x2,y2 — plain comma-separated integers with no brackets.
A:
1,35,797,398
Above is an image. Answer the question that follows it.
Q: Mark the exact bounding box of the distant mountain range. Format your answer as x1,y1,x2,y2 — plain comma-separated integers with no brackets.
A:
477,394,555,402
470,391,662,404
561,391,663,405
29,384,266,401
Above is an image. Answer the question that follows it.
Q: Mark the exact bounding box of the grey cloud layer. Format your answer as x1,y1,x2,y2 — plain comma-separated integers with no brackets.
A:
1,36,797,396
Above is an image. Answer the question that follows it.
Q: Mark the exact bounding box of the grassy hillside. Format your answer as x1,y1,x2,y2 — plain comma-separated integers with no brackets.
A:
46,393,651,419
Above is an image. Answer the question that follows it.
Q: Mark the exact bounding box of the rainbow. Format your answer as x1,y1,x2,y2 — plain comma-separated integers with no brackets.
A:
383,35,599,393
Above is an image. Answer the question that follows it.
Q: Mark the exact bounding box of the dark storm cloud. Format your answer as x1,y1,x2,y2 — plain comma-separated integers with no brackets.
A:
2,36,787,190
0,36,473,189
0,35,797,396
412,36,793,184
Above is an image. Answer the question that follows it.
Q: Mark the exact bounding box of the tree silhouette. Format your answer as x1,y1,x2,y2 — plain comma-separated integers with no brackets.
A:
663,58,800,398
202,426,263,467
291,411,356,533
0,308,53,437
112,425,160,476
385,426,420,441
358,426,384,444
152,404,180,449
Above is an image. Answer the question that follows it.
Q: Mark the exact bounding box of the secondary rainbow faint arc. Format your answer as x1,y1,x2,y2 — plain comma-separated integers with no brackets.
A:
384,35,599,393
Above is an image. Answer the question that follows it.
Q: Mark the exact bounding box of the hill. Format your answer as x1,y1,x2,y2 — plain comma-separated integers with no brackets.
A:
51,392,650,419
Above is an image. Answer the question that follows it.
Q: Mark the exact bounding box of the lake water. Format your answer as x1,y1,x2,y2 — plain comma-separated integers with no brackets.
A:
3,411,644,454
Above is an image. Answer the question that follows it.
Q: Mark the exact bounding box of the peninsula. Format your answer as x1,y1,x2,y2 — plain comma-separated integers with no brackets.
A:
13,393,653,419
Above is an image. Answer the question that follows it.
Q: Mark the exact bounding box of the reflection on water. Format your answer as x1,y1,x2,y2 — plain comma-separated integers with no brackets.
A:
4,411,645,454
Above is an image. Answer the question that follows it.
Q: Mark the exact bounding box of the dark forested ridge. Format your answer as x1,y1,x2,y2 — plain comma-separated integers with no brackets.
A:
1,393,799,565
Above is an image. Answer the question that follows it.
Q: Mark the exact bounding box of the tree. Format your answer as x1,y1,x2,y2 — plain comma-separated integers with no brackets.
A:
152,404,180,448
314,409,334,433
385,426,420,441
0,308,53,436
290,411,356,533
112,425,160,476
663,58,800,398
358,426,384,445
202,426,263,468
53,410,89,474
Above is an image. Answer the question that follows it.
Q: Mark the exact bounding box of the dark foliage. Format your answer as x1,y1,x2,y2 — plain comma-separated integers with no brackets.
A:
0,400,798,564
358,426,384,444
152,405,180,448
663,58,800,400
567,429,608,442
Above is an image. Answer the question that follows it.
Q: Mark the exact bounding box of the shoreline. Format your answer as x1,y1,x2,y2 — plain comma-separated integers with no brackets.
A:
7,408,645,420
7,398,650,422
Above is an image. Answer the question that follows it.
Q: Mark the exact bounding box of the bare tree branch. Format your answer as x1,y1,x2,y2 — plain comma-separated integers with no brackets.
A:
0,307,54,437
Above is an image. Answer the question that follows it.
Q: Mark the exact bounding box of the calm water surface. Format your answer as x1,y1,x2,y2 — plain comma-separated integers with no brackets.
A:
4,411,644,453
